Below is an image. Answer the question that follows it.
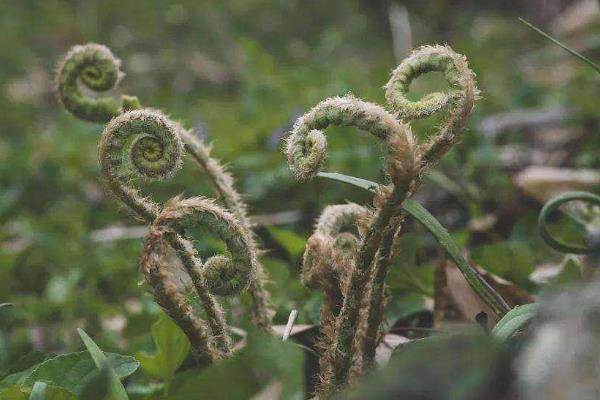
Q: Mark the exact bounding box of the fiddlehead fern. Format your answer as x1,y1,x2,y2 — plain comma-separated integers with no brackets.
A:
99,109,253,356
385,45,479,169
142,196,256,356
286,44,484,397
182,130,275,330
56,43,274,331
538,191,600,254
302,203,369,394
140,229,218,359
286,95,418,396
56,43,141,122
98,109,183,223
303,206,368,337
286,95,416,182
361,45,480,371
156,196,256,298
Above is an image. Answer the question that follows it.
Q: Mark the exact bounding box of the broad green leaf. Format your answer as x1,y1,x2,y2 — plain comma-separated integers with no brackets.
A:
317,171,510,317
77,329,130,400
79,361,111,400
40,386,77,400
0,385,27,400
471,242,535,288
345,332,505,399
167,329,304,400
384,293,429,326
135,311,190,382
0,384,76,400
0,352,50,390
22,351,137,396
491,303,538,342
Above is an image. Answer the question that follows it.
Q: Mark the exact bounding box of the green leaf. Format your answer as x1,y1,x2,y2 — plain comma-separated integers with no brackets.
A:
21,351,138,396
266,226,307,258
384,293,429,326
5,382,78,400
79,361,112,400
318,171,510,317
387,234,434,296
77,329,130,400
135,311,190,382
491,303,538,342
471,242,535,288
317,172,378,192
0,385,27,400
167,329,304,400
0,352,51,390
344,332,505,399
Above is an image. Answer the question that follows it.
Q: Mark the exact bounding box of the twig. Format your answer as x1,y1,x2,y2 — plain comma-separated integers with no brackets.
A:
282,309,298,341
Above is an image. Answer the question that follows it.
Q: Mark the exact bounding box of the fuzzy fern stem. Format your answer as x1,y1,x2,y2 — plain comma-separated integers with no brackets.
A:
56,43,274,331
285,44,484,397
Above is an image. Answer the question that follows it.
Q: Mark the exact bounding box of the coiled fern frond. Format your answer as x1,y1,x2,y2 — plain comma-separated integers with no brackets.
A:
57,43,141,122
56,44,275,358
285,44,480,397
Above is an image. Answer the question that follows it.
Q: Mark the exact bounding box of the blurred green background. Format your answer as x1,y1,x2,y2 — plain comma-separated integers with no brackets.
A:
1,0,599,368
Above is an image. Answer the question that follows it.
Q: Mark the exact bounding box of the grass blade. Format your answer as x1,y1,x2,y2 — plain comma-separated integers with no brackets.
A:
518,17,600,75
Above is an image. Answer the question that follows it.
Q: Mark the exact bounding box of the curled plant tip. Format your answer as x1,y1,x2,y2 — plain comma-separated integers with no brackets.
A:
155,196,256,298
181,129,275,330
99,109,183,222
143,196,256,356
57,43,140,122
286,44,481,396
385,45,478,167
302,233,334,290
285,96,416,182
538,191,600,254
140,228,218,360
314,203,372,237
303,203,369,291
301,204,368,396
386,45,466,119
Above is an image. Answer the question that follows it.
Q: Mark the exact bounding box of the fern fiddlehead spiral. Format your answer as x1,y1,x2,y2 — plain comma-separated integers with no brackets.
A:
98,109,183,223
56,44,274,332
385,45,479,169
285,94,418,396
142,196,256,357
538,191,600,254
301,203,369,388
362,45,480,371
98,110,224,356
57,43,141,123
285,45,484,397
